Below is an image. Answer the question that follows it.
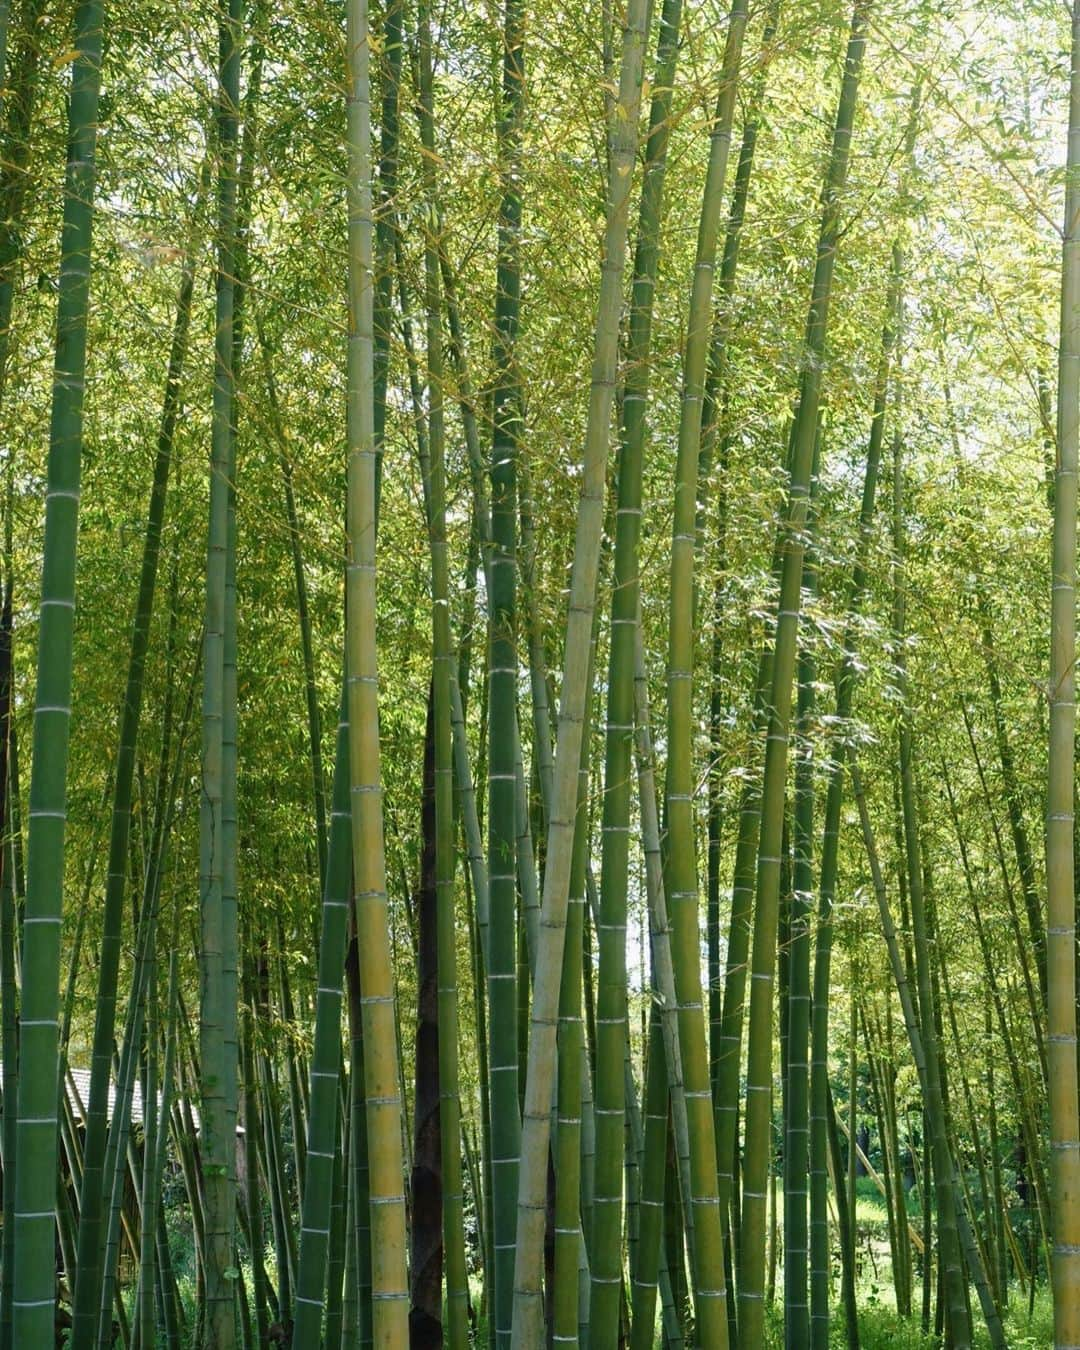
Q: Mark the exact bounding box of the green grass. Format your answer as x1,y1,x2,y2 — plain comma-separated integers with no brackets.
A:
762,1284,1053,1349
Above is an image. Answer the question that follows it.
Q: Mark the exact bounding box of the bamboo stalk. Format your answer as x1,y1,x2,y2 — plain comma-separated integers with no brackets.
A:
11,0,104,1334
510,4,649,1340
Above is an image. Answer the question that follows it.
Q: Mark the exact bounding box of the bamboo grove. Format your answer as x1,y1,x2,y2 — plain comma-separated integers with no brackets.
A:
0,0,1078,1344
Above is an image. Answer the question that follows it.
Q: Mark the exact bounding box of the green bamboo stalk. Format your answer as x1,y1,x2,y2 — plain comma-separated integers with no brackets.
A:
240,972,271,1347
863,1013,904,1317
552,655,596,1349
705,5,777,1186
71,166,201,1350
517,461,554,828
258,1004,297,1320
892,430,969,1348
783,426,820,1348
824,1082,860,1350
344,0,408,1334
658,1,757,1336
373,0,402,517
0,0,48,409
324,1075,348,1350
509,4,648,1340
277,934,308,1202
0,588,13,1350
487,3,525,1338
97,890,160,1345
198,0,242,1340
256,322,328,892
631,616,694,1272
807,222,907,1345
294,687,351,1342
975,588,1046,1005
154,944,183,1350
714,644,771,1241
850,754,1006,1349
629,1000,666,1350
136,946,160,1350
98,653,198,1350
939,957,998,1305
410,689,443,1337
415,41,473,1298
589,1,683,1338
11,0,104,1337
1048,5,1080,1341
985,999,1008,1306
345,928,373,1348
739,11,869,1342
954,696,1046,1086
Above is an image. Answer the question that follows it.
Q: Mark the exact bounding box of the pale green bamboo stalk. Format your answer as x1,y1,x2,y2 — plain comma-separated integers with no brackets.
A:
661,7,749,1341
1046,13,1080,1345
509,4,648,1340
632,617,693,1271
739,11,869,1341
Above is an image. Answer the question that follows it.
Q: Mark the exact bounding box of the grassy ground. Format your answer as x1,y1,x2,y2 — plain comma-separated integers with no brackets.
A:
127,1177,1053,1346
760,1176,1054,1348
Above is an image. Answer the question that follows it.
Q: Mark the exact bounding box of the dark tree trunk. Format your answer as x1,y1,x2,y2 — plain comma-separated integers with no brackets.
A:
410,684,442,1346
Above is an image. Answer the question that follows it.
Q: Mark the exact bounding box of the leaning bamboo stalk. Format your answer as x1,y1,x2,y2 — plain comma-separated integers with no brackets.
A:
807,191,909,1339
704,7,778,1223
940,754,1052,1256
660,7,751,1341
892,426,970,1347
739,11,869,1343
509,3,648,1341
255,322,328,890
631,617,693,1265
833,1074,924,1254
0,0,48,412
953,694,1046,1085
849,755,1006,1348
98,651,199,1348
71,165,202,1349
